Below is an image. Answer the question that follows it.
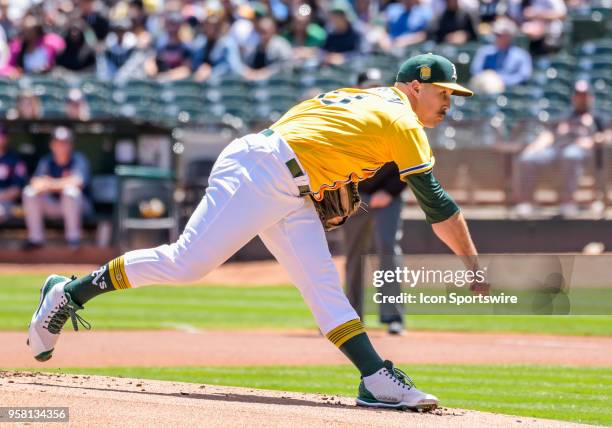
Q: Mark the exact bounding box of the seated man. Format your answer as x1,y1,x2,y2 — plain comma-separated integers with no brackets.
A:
240,16,292,81
429,0,478,45
378,0,432,51
470,18,532,92
191,13,241,82
0,125,27,222
512,0,567,55
321,2,362,66
515,81,604,218
23,127,91,249
144,13,191,81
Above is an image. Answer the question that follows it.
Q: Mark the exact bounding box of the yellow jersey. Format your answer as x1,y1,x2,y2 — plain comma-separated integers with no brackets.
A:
269,86,434,200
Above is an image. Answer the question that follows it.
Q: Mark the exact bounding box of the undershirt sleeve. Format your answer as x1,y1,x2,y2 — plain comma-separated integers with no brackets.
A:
404,170,459,224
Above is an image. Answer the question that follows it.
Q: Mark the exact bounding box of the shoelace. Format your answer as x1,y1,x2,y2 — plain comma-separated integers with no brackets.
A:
45,276,91,334
383,361,416,390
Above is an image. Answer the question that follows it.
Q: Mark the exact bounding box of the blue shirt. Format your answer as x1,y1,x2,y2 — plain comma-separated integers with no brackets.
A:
34,152,91,198
471,44,533,87
386,3,432,39
323,24,361,53
0,151,27,190
190,35,242,77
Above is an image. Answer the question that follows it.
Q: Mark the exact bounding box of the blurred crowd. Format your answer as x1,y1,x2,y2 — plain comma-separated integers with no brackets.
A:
0,0,610,246
0,0,594,84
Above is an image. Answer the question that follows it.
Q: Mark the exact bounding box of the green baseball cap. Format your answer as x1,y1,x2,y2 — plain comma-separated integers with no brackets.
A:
396,53,473,97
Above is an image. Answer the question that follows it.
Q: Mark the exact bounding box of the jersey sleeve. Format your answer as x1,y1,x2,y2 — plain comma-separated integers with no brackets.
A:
10,160,28,188
34,156,50,177
72,153,91,186
387,119,435,180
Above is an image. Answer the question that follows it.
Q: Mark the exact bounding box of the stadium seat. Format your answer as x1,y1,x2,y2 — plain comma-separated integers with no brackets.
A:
40,100,66,119
578,39,612,56
570,15,608,45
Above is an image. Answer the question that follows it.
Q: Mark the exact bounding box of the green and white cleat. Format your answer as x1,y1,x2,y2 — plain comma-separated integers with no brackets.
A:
27,275,90,362
356,360,438,412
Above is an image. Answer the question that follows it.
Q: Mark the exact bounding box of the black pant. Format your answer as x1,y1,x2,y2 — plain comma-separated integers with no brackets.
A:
343,193,404,323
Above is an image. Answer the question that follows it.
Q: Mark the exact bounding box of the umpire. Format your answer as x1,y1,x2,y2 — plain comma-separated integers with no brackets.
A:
343,68,407,335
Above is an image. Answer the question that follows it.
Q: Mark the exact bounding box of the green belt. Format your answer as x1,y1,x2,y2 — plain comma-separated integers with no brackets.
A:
259,129,311,197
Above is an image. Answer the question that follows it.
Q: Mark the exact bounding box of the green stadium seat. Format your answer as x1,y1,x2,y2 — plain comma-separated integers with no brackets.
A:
19,75,67,91
219,87,250,105
223,100,253,122
571,16,608,45
577,39,612,56
217,74,248,92
88,102,115,119
504,84,544,102
40,100,66,119
118,79,158,94
160,80,204,100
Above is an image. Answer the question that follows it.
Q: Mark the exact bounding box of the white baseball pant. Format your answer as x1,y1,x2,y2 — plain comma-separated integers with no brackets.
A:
123,132,359,334
22,186,87,243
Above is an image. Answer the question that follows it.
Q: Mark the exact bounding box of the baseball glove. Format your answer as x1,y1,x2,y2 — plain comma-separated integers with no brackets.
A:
311,183,361,231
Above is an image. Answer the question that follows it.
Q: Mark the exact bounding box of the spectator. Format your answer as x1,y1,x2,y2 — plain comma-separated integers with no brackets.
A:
283,4,326,59
321,1,362,66
429,0,478,44
23,127,92,249
80,0,109,42
0,25,8,71
515,81,605,218
65,88,90,121
470,18,532,91
261,0,290,23
241,16,292,81
343,69,408,336
0,125,27,223
352,0,378,23
56,22,96,72
145,12,191,81
225,2,259,55
16,89,42,119
191,13,241,82
479,0,505,24
511,0,567,55
127,0,152,49
100,19,138,79
6,15,64,76
379,0,432,51
0,0,14,39
430,0,479,16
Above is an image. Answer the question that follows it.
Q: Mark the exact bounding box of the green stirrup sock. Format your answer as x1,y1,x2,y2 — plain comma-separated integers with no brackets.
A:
326,319,385,377
64,256,132,306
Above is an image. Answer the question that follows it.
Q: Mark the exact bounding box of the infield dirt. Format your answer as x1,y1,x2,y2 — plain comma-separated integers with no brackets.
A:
3,329,612,368
0,371,591,427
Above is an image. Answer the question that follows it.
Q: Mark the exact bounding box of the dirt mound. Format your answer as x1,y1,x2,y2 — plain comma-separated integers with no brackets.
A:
0,371,586,427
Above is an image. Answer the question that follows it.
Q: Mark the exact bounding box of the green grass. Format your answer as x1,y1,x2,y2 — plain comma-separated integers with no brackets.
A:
30,364,612,426
2,274,611,335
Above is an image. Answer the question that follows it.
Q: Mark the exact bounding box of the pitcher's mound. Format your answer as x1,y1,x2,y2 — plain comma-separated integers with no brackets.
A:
0,371,585,427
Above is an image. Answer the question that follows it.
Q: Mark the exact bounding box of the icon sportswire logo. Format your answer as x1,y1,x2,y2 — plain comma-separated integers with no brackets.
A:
91,266,108,290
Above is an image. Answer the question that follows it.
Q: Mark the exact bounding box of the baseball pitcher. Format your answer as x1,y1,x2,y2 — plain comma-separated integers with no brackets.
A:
28,53,483,412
